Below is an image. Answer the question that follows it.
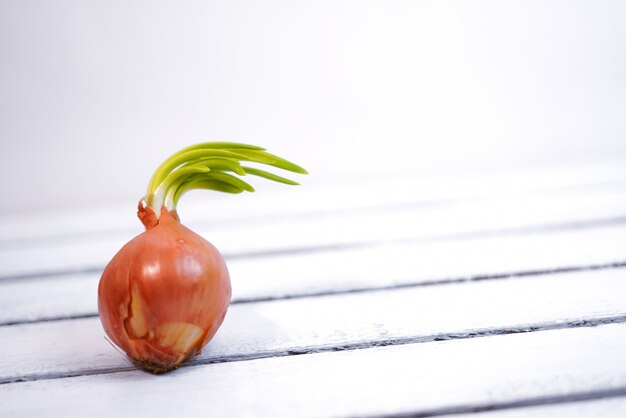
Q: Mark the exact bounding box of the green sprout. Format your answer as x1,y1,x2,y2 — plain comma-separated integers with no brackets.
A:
145,142,308,215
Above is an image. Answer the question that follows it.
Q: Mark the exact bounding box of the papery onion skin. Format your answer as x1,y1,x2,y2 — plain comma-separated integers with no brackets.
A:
98,204,231,373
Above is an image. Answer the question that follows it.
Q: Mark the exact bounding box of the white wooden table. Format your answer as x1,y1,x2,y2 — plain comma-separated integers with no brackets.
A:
1,161,626,417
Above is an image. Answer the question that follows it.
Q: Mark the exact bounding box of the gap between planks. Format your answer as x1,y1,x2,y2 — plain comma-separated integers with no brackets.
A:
2,215,626,283
2,323,626,418
3,314,626,386
2,221,626,326
448,397,626,418
2,159,624,246
2,259,625,327
2,183,626,279
2,267,626,384
364,388,626,418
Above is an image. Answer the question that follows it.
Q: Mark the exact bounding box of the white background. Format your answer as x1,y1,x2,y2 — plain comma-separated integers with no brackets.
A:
1,0,625,216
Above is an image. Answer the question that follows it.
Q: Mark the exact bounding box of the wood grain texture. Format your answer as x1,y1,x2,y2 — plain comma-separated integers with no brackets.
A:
1,268,625,383
2,224,625,325
1,181,626,279
2,323,626,418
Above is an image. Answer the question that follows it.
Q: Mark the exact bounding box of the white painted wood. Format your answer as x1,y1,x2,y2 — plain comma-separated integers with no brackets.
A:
227,222,626,302
2,224,625,325
0,273,97,324
1,183,626,279
1,160,624,245
453,397,626,418
1,268,625,383
1,164,624,417
2,322,626,417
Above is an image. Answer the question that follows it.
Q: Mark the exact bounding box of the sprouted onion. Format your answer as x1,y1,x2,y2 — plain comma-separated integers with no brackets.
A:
98,142,307,373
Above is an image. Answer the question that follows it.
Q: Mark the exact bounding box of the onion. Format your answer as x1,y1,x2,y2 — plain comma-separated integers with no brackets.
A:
98,142,306,373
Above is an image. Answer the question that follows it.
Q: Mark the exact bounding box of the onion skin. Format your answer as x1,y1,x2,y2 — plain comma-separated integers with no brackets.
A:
98,203,231,373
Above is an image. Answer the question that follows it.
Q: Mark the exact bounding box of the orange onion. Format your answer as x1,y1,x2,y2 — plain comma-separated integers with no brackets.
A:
98,142,306,373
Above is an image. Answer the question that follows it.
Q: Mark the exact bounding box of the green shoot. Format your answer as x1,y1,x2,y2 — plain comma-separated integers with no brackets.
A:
146,142,307,215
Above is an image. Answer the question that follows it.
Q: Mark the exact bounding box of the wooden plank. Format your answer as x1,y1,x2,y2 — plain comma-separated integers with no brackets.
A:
2,322,626,417
2,160,623,245
1,268,625,383
2,224,626,325
451,397,626,418
1,184,626,279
